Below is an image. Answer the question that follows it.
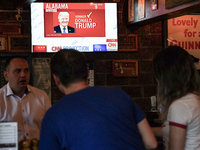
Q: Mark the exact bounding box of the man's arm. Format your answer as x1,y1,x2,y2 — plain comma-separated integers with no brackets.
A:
137,118,158,149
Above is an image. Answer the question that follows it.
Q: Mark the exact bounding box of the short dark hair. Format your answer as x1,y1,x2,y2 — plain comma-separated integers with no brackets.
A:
4,56,27,71
50,49,88,87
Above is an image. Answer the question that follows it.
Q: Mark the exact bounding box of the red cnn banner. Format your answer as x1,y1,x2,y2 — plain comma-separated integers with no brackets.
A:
33,45,47,53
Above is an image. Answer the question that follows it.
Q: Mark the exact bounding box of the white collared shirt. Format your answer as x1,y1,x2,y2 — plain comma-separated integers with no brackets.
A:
0,83,51,141
6,83,27,101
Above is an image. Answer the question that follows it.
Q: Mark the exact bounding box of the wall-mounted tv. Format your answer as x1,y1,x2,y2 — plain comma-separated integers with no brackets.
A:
31,2,118,53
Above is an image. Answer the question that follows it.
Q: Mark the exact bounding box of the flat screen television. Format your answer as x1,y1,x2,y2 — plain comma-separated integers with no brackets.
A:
30,2,118,53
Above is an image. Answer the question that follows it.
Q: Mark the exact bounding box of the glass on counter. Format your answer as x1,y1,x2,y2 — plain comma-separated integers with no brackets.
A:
150,95,158,112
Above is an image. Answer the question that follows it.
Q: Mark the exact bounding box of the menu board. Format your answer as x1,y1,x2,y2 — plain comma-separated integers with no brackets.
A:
0,122,18,150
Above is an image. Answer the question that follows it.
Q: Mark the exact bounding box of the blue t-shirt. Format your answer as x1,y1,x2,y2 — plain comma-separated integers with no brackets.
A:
39,86,146,150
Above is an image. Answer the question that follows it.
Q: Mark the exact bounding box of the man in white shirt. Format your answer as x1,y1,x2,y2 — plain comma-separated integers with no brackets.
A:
0,56,51,141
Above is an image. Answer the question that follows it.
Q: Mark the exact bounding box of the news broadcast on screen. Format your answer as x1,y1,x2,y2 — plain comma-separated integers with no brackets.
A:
31,3,118,53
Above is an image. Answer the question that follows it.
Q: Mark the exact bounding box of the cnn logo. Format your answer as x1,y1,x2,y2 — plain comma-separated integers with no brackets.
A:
108,43,116,47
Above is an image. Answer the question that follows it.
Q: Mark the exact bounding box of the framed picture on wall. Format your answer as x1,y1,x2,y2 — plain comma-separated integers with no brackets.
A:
118,34,138,51
32,58,51,100
0,35,7,51
151,0,158,10
0,23,21,35
138,0,145,19
112,60,138,77
8,35,30,52
128,0,134,22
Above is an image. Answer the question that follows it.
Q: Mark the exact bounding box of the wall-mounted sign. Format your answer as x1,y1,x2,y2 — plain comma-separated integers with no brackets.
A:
32,58,51,100
168,15,200,69
0,23,21,35
112,60,138,77
0,35,7,51
118,34,138,51
8,35,30,52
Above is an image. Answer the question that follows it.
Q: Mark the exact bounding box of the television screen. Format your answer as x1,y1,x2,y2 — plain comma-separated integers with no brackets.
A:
31,2,118,53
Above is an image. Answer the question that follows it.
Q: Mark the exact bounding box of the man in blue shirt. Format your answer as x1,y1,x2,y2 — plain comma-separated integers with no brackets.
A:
39,49,157,150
